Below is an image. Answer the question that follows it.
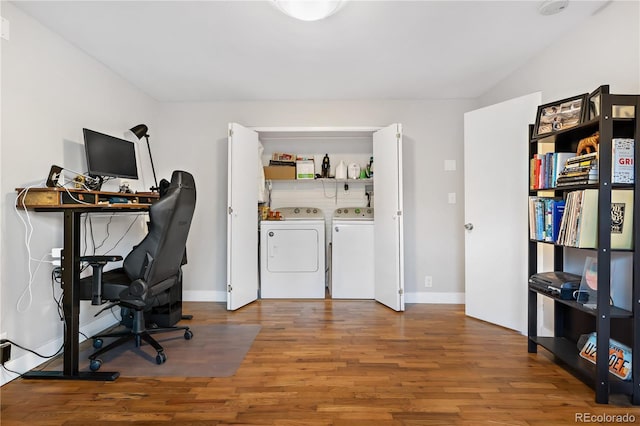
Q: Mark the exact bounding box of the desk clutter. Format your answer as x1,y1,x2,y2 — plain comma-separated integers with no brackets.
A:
15,170,195,380
15,187,159,209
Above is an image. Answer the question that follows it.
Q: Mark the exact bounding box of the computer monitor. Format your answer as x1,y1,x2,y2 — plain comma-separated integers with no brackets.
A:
83,128,139,180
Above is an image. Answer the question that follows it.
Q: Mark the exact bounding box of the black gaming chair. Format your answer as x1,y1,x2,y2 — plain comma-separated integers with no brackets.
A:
80,170,196,371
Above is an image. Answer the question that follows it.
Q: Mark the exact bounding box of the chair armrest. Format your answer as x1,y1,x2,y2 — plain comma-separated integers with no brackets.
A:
80,255,123,305
119,279,148,309
80,255,123,264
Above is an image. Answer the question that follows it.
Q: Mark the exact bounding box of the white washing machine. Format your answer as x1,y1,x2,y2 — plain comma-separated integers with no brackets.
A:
260,207,325,299
331,207,374,299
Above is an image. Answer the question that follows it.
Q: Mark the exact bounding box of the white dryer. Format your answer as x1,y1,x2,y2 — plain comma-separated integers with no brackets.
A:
331,207,374,299
260,207,325,299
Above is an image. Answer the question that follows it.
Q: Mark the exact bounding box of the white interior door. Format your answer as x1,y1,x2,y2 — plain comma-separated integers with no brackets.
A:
373,123,405,311
227,123,259,310
463,93,541,332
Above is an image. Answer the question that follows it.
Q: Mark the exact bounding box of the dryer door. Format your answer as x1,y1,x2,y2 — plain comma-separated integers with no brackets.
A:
266,228,319,272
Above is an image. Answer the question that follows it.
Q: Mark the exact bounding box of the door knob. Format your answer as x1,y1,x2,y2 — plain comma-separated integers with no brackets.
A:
464,223,474,230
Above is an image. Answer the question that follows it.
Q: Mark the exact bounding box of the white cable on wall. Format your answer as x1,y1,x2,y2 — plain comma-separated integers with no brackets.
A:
14,181,146,312
14,183,54,312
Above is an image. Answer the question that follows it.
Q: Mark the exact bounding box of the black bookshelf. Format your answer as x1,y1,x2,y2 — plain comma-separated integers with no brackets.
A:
527,86,640,405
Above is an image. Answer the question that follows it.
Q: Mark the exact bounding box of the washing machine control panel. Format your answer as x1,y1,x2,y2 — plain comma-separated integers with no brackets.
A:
333,207,374,219
277,207,323,220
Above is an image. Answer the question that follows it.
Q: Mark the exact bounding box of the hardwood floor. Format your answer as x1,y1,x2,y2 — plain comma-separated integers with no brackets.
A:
1,301,637,425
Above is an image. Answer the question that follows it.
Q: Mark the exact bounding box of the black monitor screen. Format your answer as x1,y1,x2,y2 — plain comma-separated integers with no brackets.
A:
83,128,138,179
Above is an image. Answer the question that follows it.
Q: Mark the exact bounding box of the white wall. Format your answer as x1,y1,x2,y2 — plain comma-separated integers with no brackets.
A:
154,99,476,303
479,1,640,107
0,3,157,384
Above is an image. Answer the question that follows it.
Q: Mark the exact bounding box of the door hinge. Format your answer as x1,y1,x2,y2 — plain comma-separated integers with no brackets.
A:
228,206,233,214
227,284,232,293
398,288,404,295
229,128,234,137
396,133,401,140
397,210,402,216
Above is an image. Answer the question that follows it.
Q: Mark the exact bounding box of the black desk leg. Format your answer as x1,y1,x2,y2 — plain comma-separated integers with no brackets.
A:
23,210,118,381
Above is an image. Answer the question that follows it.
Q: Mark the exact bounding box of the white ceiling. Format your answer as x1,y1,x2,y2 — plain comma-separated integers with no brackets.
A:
13,0,610,102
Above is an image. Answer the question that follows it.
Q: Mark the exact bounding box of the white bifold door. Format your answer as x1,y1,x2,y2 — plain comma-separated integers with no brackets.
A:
226,123,259,310
373,124,405,311
227,123,404,312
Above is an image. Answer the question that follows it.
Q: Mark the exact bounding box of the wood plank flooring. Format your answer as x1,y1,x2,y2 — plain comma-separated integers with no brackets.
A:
1,301,638,425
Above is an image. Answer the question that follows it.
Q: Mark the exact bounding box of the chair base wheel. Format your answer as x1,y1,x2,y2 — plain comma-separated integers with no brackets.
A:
89,359,102,371
156,352,167,365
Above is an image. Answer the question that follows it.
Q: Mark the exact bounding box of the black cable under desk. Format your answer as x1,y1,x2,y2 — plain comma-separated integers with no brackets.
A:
15,187,158,380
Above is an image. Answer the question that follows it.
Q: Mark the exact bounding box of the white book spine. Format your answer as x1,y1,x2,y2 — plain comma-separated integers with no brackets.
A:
612,138,634,184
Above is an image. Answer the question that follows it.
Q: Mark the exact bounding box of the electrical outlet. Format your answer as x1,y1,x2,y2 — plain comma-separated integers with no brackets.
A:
0,342,11,364
424,275,433,288
52,248,62,266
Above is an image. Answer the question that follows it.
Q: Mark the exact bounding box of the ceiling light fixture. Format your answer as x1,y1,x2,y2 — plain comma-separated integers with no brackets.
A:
538,0,569,16
273,0,345,21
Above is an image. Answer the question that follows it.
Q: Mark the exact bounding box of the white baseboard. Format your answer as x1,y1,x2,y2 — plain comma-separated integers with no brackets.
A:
182,291,465,304
0,313,118,386
405,292,465,304
182,290,227,302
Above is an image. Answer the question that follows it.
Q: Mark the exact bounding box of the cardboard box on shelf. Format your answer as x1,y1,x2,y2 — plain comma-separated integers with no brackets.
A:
264,166,295,180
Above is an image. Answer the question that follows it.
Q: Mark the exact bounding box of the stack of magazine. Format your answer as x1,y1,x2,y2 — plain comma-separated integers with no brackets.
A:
269,152,297,167
556,152,598,187
556,189,634,250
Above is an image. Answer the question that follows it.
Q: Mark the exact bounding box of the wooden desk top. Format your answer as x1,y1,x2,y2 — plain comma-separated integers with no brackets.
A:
16,187,159,210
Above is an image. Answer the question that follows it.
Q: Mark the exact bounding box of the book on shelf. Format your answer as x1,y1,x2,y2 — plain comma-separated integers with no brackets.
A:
529,197,565,243
566,151,598,165
551,200,566,242
530,155,541,190
612,138,634,184
559,164,598,175
556,162,598,186
552,153,575,188
556,179,598,187
557,152,597,176
556,173,599,187
556,189,634,249
530,152,576,190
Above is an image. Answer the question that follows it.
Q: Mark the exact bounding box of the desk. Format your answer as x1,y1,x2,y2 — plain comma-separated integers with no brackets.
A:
15,187,158,380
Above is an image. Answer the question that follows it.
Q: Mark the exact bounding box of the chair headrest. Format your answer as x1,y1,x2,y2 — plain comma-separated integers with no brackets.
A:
169,170,195,190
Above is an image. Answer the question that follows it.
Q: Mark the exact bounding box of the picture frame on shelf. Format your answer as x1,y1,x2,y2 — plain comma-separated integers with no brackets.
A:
533,93,588,138
585,85,609,122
